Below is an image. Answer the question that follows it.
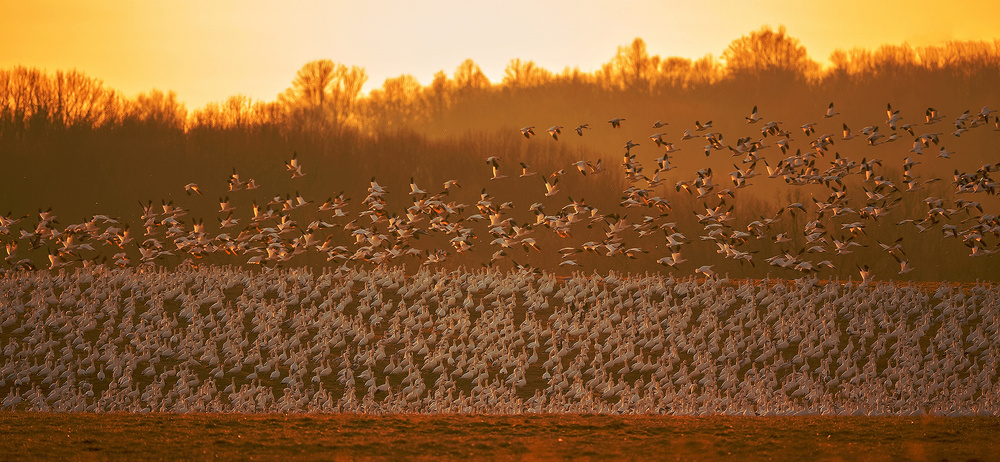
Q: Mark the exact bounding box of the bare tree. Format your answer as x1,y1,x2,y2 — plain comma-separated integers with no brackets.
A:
599,38,659,91
722,25,815,79
365,74,427,131
453,59,490,93
280,59,368,131
426,70,454,116
502,59,552,89
126,89,187,129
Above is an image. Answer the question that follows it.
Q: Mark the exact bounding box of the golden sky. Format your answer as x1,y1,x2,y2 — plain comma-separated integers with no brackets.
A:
2,0,998,109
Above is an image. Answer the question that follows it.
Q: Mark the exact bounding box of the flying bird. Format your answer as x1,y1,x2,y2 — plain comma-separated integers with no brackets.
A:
489,157,507,180
546,125,563,140
543,176,559,197
824,102,840,118
519,162,538,177
286,152,306,178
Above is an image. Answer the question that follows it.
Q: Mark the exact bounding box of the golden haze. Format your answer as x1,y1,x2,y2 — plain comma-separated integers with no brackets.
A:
1,1,998,109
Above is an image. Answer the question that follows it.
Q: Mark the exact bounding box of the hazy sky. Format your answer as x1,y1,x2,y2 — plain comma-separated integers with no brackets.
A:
3,1,998,109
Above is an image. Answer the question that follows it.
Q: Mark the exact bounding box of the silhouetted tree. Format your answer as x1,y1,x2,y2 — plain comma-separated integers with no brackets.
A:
125,89,187,129
502,59,552,89
426,70,454,117
365,74,427,132
554,67,592,87
0,67,120,131
657,57,694,88
599,38,659,91
279,59,368,132
453,59,490,94
49,70,121,128
689,54,723,88
0,67,45,132
722,25,815,79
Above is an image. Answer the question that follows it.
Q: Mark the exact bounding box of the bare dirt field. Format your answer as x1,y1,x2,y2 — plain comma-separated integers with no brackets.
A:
2,413,998,460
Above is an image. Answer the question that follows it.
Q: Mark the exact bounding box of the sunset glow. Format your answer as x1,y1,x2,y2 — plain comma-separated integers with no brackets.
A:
3,0,998,109
5,1,1000,455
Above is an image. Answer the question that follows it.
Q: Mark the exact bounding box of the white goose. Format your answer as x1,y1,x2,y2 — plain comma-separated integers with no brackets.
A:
542,176,560,197
546,125,563,140
824,102,840,118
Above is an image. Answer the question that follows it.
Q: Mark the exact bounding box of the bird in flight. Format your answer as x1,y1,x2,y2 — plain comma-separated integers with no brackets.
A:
547,125,563,140
824,102,840,118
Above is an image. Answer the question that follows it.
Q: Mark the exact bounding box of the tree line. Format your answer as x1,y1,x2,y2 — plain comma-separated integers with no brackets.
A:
2,26,998,136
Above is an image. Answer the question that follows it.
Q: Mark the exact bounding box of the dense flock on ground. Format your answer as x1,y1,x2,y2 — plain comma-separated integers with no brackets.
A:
1,265,997,415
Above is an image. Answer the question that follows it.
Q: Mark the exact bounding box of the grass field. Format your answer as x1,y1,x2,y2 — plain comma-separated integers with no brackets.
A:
3,413,999,460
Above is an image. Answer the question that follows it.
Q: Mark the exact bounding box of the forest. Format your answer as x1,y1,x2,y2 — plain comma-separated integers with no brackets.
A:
1,26,999,280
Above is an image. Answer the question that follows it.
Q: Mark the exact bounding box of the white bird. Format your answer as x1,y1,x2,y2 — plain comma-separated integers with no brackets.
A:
893,254,914,275
228,169,245,191
218,196,235,214
824,102,840,118
695,265,715,278
409,178,427,196
977,105,995,120
286,152,305,178
546,125,563,140
858,264,873,284
519,162,538,177
571,160,591,175
657,252,686,267
925,107,944,124
842,123,855,140
543,176,559,197
489,157,507,180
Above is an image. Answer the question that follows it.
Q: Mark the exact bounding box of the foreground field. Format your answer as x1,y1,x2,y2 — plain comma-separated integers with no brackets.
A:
2,265,998,415
3,413,999,460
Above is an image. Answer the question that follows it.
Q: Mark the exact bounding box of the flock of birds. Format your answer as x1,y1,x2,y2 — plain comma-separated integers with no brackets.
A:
1,100,999,415
1,102,999,283
0,264,996,415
